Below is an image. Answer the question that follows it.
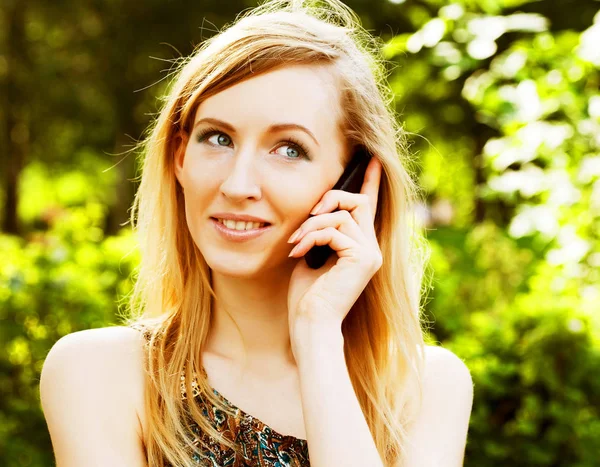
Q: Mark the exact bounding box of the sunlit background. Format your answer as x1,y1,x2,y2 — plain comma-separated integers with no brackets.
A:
1,0,599,465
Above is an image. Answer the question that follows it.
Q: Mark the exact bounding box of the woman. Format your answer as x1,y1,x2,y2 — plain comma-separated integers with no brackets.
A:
40,0,473,465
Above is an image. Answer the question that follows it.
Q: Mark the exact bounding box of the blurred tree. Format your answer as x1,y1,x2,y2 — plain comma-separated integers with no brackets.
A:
2,0,29,235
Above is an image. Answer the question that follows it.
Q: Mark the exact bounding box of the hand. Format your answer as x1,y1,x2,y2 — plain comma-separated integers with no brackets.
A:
286,156,383,335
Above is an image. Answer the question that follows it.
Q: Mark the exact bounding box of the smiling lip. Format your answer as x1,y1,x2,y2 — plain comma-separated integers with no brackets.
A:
211,218,272,242
211,212,271,224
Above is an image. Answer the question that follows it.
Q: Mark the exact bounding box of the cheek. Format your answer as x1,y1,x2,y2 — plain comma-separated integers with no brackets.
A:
179,153,218,194
273,176,328,220
178,167,219,227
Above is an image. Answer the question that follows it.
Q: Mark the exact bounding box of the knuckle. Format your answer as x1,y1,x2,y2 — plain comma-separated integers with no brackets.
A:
340,210,353,222
370,251,383,269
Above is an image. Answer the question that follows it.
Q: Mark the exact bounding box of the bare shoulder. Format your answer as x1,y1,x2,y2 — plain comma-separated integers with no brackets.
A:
402,345,473,466
40,326,147,466
41,326,146,401
422,344,473,398
424,345,472,379
43,325,147,363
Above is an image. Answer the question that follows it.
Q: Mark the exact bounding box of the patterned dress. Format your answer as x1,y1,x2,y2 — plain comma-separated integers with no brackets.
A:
130,323,310,466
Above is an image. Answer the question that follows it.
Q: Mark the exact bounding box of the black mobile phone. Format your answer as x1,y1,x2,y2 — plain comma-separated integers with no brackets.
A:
304,147,372,269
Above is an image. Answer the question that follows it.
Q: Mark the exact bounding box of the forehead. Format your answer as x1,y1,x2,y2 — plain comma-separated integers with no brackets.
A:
193,64,343,138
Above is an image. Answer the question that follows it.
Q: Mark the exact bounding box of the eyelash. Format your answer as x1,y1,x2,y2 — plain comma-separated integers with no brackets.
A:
195,127,311,160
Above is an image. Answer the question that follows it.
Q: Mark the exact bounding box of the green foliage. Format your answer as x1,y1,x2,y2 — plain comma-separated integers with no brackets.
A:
426,224,600,465
18,156,119,226
0,203,138,466
399,2,600,465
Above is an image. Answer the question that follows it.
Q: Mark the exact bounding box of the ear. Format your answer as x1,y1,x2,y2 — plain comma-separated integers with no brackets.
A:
173,131,189,186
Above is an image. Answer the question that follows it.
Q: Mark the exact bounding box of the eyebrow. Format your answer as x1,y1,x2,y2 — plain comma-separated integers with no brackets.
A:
193,117,320,147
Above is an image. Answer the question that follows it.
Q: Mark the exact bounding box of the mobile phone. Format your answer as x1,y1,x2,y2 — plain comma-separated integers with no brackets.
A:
304,147,372,269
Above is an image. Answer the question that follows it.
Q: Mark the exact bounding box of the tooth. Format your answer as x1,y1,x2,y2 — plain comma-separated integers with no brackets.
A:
217,219,266,230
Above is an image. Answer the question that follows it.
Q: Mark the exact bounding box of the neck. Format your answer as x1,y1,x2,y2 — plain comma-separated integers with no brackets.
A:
205,261,298,369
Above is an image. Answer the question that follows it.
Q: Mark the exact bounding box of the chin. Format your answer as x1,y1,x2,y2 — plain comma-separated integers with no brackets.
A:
204,252,266,277
212,266,263,279
204,249,292,279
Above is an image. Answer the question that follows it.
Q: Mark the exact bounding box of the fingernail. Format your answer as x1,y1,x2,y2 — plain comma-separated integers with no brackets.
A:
310,202,323,215
288,245,299,257
288,228,302,243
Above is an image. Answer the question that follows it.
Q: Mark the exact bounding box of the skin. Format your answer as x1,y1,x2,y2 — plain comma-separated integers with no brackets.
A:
174,63,347,372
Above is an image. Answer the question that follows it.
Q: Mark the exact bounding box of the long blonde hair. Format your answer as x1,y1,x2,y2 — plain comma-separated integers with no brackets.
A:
123,0,430,465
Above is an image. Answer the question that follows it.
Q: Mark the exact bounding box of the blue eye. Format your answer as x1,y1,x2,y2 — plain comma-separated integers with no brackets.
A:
195,128,311,160
278,140,308,159
196,129,232,147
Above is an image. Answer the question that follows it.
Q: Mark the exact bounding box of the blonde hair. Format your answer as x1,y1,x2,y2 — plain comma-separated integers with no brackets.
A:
123,0,430,465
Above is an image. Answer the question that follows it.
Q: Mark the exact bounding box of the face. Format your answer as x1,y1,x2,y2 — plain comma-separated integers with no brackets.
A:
174,64,347,277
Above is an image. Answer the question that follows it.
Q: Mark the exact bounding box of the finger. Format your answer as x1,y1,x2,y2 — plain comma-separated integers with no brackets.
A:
288,210,364,245
360,157,382,221
312,191,375,239
288,227,359,259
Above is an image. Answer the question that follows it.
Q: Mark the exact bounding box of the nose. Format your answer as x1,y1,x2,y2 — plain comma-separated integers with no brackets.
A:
219,148,262,202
